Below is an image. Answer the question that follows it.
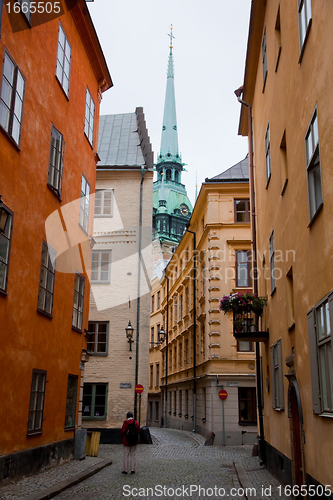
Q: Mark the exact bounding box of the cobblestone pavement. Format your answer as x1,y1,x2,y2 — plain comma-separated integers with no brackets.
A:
0,428,290,500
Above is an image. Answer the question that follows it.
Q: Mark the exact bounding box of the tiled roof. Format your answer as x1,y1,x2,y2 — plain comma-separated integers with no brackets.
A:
97,113,145,167
206,155,249,182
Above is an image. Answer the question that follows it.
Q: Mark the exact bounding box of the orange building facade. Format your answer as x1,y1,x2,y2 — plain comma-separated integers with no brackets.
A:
239,0,333,492
0,0,111,480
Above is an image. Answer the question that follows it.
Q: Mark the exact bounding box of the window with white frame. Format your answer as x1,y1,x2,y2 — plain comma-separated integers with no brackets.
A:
84,87,95,146
0,203,13,293
91,250,111,283
0,51,25,146
94,189,113,216
265,123,271,183
298,0,312,50
270,339,284,410
236,250,252,288
48,125,64,197
305,108,322,221
269,230,276,293
72,272,85,331
37,241,56,316
56,22,71,97
262,27,267,86
27,369,47,434
87,322,108,355
79,174,90,233
307,295,333,414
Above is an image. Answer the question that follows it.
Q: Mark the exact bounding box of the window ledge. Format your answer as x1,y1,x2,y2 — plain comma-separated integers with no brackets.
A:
55,75,70,101
308,203,323,228
37,308,53,319
0,125,21,151
27,430,43,436
319,412,333,419
281,178,288,196
82,416,107,421
298,19,312,64
266,174,271,189
91,281,111,285
84,133,94,150
72,325,83,334
64,426,75,432
47,183,62,201
238,421,257,426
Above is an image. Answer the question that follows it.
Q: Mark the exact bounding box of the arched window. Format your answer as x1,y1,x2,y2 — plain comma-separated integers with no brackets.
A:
174,171,179,183
166,169,171,181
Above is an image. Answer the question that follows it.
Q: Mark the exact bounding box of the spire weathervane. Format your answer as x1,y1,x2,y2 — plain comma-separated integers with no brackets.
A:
168,24,175,49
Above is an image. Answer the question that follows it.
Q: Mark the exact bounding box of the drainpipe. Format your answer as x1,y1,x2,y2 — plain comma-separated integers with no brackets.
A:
164,275,169,428
235,87,266,465
134,166,146,421
186,227,197,433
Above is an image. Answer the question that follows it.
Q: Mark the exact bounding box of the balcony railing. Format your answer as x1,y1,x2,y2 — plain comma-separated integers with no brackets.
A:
232,305,268,342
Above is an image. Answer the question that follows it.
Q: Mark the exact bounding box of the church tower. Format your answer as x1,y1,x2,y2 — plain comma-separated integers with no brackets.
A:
152,26,193,271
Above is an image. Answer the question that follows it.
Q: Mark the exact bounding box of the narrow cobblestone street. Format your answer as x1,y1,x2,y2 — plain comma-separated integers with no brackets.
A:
0,429,290,500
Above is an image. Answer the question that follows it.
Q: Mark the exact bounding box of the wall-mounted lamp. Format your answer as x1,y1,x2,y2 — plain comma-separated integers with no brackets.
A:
125,320,134,351
150,326,166,346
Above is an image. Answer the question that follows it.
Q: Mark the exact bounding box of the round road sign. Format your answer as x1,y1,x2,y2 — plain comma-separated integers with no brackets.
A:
135,384,144,394
219,389,228,400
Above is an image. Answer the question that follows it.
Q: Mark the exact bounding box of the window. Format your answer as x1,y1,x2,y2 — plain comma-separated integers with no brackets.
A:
270,339,284,410
238,387,257,424
18,0,32,22
185,339,189,365
37,241,56,317
265,123,271,183
307,294,333,415
82,383,107,419
236,250,252,288
174,346,177,370
150,365,153,387
179,390,182,416
157,291,161,309
186,287,189,315
262,27,267,87
151,294,155,313
202,265,206,296
305,108,322,221
0,0,4,36
151,326,154,345
91,250,111,283
237,340,255,352
180,294,183,320
298,0,312,51
156,364,159,387
94,189,113,217
0,203,13,293
155,402,159,422
65,375,78,429
48,125,64,197
79,175,90,233
275,6,282,71
179,342,182,367
56,22,71,97
235,199,250,223
72,272,85,331
269,231,276,293
0,52,25,146
84,87,95,146
280,130,288,194
86,322,108,355
166,169,171,181
27,369,46,435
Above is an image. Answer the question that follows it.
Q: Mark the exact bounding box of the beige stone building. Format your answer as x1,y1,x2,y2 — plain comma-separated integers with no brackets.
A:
238,0,333,490
149,156,259,445
81,109,154,438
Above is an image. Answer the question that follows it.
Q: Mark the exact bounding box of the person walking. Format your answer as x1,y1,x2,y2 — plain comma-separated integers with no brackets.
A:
120,411,140,474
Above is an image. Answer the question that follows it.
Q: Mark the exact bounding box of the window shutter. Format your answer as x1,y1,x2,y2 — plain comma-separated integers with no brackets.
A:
270,345,276,409
277,340,285,410
307,308,321,414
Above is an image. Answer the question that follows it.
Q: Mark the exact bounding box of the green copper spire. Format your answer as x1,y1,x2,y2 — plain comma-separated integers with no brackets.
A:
158,25,181,165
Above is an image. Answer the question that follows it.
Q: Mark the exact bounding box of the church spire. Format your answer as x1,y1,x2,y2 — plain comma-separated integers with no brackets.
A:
158,25,182,165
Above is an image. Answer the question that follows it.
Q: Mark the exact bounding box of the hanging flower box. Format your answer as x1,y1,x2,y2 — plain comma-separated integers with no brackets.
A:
220,291,269,342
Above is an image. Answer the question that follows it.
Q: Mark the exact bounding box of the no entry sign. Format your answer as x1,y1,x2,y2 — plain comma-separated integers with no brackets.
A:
135,384,144,394
219,389,228,400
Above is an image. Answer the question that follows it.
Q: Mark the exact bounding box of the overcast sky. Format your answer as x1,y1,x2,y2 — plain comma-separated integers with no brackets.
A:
87,0,251,206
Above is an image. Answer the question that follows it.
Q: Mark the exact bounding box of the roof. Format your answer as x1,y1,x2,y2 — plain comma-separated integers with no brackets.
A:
97,109,153,169
205,155,249,183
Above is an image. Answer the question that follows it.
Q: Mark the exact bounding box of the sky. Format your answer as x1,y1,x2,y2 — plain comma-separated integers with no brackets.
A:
87,0,251,206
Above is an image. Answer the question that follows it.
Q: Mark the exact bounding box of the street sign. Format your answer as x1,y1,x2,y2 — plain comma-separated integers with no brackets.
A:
135,384,144,394
219,389,228,400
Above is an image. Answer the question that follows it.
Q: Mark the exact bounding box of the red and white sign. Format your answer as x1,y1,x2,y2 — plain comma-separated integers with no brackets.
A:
219,389,228,400
135,384,144,394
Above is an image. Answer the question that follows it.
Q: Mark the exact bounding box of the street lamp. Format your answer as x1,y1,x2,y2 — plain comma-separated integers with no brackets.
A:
125,320,134,351
150,326,166,346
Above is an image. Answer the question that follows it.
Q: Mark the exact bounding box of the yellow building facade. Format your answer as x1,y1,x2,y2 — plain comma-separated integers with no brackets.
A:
149,157,259,445
239,0,333,490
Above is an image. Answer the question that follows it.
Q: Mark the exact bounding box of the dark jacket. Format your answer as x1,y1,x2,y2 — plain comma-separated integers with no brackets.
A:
120,418,140,447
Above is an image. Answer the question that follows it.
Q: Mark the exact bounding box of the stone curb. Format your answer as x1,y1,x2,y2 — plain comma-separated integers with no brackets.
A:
25,458,112,500
234,460,261,500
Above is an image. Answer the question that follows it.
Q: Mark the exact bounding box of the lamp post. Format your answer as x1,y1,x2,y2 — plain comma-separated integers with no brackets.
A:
164,275,169,428
185,226,197,433
235,86,266,465
125,320,134,351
